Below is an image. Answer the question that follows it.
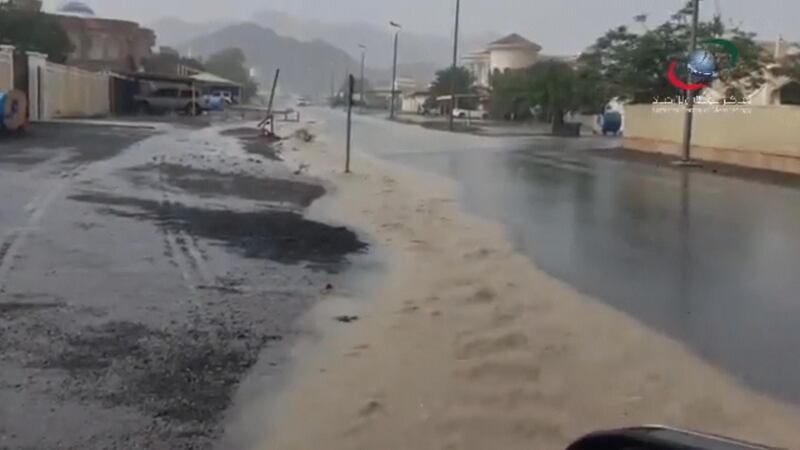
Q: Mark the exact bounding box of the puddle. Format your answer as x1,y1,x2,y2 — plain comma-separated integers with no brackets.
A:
0,302,62,316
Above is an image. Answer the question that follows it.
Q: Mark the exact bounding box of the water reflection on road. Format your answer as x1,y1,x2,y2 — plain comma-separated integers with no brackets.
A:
317,109,800,405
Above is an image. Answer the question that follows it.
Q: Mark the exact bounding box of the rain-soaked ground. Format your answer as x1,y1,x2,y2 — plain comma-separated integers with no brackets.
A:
0,120,366,449
314,107,800,407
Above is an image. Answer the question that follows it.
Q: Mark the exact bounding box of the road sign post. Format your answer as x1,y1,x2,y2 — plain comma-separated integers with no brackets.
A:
679,0,701,165
346,74,354,173
258,68,280,135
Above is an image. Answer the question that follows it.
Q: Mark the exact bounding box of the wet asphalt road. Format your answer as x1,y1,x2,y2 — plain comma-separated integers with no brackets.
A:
0,121,366,449
315,108,800,406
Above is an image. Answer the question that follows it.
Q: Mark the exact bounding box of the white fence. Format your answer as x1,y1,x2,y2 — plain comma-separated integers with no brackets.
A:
41,62,110,119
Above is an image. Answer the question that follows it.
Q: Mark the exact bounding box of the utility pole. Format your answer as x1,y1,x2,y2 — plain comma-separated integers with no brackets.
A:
389,21,401,119
680,0,701,164
359,44,367,106
449,0,461,131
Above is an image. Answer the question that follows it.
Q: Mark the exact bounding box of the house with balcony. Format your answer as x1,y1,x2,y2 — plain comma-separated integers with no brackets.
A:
462,33,542,88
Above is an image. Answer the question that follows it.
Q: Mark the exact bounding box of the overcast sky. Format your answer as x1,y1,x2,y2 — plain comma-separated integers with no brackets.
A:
43,0,798,54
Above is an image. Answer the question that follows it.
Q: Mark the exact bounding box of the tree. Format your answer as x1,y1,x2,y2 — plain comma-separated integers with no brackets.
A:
490,68,532,119
204,48,259,101
142,46,204,75
0,5,73,63
526,61,577,126
429,66,477,109
491,61,577,125
578,1,770,104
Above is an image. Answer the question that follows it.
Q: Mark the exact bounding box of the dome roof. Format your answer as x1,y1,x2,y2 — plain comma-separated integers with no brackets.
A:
57,1,95,16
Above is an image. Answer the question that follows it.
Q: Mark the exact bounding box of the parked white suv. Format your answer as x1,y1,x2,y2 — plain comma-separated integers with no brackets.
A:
452,108,489,119
134,87,204,115
206,91,235,105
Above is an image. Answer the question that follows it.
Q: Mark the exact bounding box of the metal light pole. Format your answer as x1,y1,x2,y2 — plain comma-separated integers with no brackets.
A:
449,0,461,131
359,44,367,106
680,0,701,164
389,21,401,119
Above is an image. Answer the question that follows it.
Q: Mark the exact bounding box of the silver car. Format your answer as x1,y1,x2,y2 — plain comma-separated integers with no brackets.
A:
134,87,204,115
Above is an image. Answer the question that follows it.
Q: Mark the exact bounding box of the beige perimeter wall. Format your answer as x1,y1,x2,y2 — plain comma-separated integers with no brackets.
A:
43,62,110,119
0,50,13,92
624,104,800,174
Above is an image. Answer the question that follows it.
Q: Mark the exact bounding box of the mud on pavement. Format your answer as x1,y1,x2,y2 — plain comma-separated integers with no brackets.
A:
221,127,284,161
126,162,325,208
0,123,368,449
69,191,364,269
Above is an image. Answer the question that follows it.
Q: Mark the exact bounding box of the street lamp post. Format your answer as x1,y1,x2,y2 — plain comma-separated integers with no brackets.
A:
389,21,401,119
680,0,701,164
359,44,367,106
449,0,461,131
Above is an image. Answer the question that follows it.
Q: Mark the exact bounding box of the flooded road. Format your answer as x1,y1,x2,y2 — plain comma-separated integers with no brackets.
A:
0,121,365,449
315,108,800,405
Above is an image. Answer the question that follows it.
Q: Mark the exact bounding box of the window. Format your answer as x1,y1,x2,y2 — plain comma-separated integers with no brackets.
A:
154,88,179,98
89,34,104,60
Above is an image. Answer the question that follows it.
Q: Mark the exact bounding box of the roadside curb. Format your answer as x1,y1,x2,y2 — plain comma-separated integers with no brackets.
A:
38,119,162,130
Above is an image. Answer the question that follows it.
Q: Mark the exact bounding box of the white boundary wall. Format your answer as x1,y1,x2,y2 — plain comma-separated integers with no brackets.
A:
40,61,110,119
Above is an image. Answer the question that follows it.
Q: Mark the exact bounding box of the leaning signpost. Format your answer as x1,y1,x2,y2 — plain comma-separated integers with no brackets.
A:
258,68,280,136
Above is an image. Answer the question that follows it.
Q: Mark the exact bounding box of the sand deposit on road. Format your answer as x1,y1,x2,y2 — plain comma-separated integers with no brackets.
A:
260,120,800,450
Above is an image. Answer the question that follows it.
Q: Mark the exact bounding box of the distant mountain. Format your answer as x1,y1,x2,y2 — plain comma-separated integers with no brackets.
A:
154,12,501,95
177,23,358,96
150,11,500,70
148,17,234,48
251,8,501,69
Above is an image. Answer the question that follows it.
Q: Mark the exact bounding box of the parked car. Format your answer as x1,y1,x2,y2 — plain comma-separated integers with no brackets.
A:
419,105,440,116
296,97,311,107
203,94,226,111
134,87,204,115
452,108,489,119
205,91,235,106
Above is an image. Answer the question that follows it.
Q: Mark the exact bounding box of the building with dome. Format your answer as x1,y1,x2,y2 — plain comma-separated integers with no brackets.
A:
49,1,155,72
5,1,154,72
462,34,542,88
58,1,96,16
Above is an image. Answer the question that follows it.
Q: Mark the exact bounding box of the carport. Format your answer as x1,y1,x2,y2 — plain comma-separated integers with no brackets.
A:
119,72,201,115
189,72,242,103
